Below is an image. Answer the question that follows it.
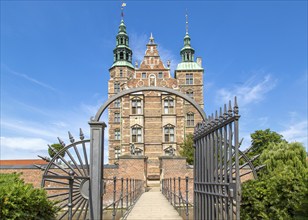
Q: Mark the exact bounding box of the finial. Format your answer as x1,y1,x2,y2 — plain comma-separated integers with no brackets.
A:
79,128,84,140
68,131,74,143
149,32,154,44
185,10,189,34
121,1,126,20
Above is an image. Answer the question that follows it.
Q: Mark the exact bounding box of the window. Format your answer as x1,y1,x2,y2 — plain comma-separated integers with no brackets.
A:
164,125,175,142
186,73,193,85
158,72,163,78
114,82,120,93
164,97,174,114
115,129,120,140
115,147,121,159
119,70,123,78
132,98,142,114
114,112,120,123
142,72,147,79
114,99,120,108
120,52,124,59
132,126,142,143
186,113,195,127
186,90,194,99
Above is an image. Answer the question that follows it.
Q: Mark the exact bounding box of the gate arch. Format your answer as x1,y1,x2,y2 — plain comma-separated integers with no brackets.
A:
92,86,207,122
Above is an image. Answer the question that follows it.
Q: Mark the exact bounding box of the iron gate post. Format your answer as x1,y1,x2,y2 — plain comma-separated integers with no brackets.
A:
89,121,106,220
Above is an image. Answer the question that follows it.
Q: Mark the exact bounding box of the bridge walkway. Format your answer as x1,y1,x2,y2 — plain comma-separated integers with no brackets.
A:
126,187,182,220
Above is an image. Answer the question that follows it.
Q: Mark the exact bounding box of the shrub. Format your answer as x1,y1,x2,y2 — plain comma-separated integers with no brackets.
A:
0,173,58,220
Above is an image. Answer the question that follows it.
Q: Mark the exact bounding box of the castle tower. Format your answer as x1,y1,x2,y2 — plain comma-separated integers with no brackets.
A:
107,16,204,181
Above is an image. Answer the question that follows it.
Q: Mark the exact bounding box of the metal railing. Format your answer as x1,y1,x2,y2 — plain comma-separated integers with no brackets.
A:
161,177,193,220
103,177,144,220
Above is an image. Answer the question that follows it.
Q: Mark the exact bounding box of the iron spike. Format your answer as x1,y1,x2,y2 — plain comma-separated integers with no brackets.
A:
228,100,233,116
220,107,222,117
79,128,84,140
234,96,239,115
34,164,45,171
68,131,75,143
38,155,50,162
223,104,227,119
57,137,66,147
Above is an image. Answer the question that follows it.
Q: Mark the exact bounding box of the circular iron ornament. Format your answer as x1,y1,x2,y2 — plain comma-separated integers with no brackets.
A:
39,130,91,220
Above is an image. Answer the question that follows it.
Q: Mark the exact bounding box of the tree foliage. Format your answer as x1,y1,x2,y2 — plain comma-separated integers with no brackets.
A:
241,141,308,219
0,173,58,220
248,129,286,167
179,134,194,165
48,143,65,160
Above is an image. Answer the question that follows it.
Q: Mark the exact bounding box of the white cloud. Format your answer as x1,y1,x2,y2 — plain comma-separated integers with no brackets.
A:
217,74,277,107
0,136,50,151
280,120,308,147
2,64,58,92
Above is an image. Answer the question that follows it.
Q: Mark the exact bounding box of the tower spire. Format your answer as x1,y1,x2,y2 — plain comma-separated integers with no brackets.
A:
180,11,195,62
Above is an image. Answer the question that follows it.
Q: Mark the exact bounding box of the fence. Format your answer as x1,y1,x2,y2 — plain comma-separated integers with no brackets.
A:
103,177,144,220
161,177,193,220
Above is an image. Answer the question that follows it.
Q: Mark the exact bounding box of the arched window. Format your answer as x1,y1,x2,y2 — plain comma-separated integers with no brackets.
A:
163,97,174,114
186,112,195,127
131,125,142,143
119,52,124,59
164,124,175,143
149,74,156,86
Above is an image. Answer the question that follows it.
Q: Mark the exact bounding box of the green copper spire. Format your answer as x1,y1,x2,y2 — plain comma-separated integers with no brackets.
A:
112,19,133,68
180,14,195,62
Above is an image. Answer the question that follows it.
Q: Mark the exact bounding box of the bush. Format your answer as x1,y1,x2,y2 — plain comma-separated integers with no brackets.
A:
0,173,58,220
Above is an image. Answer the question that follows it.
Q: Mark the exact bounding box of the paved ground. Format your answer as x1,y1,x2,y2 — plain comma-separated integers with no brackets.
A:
126,187,182,220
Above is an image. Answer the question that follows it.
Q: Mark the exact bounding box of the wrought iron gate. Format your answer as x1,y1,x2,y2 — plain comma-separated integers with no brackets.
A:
194,97,241,220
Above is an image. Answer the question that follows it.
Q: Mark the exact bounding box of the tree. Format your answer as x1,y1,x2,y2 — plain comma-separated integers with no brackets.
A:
241,142,308,219
248,129,286,167
179,134,194,165
0,173,58,219
48,143,65,162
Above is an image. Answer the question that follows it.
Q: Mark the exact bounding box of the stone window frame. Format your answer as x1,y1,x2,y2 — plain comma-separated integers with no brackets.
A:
114,98,121,108
114,129,121,140
119,69,123,78
114,112,120,123
163,96,175,114
164,124,175,143
149,74,156,86
158,72,163,78
114,82,121,93
114,146,121,159
186,73,193,85
131,124,143,143
186,112,195,127
142,72,147,79
131,97,143,115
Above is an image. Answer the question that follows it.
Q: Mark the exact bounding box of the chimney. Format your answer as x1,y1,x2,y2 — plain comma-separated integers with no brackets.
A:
196,57,202,67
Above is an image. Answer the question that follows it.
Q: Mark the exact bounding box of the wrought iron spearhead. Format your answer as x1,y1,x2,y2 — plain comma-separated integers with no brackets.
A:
79,128,85,140
223,104,228,119
68,131,75,143
57,137,66,147
233,96,239,116
228,100,233,117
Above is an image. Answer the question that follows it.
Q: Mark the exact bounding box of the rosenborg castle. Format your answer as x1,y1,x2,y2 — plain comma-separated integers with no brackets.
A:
107,18,204,180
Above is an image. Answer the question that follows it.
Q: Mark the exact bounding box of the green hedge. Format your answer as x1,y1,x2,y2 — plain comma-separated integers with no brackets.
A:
0,173,58,220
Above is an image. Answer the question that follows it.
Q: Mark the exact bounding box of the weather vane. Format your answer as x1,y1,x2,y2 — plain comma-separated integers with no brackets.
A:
121,1,126,20
185,9,189,34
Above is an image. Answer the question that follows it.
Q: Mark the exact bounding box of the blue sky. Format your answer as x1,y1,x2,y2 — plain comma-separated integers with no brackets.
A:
1,1,307,161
